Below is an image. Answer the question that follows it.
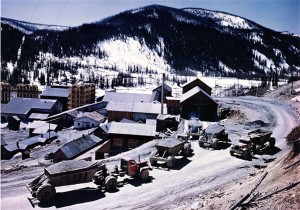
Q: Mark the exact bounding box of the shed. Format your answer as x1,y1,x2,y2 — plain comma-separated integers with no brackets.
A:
166,97,181,115
152,83,172,103
53,134,103,162
180,86,217,121
74,111,106,130
182,78,212,95
27,120,58,137
108,122,157,149
1,143,19,159
156,114,180,132
7,115,21,130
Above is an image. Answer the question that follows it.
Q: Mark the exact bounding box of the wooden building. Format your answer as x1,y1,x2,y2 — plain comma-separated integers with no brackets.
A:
53,134,102,162
108,122,157,150
16,84,39,98
1,83,10,103
180,86,217,121
182,78,212,95
68,83,95,109
74,111,105,130
152,83,172,103
40,86,70,111
106,101,167,122
7,115,21,130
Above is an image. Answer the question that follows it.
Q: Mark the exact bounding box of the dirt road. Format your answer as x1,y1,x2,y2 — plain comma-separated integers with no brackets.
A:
1,97,299,210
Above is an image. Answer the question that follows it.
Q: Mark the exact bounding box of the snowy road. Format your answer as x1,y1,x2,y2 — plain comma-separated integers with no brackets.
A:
1,97,299,210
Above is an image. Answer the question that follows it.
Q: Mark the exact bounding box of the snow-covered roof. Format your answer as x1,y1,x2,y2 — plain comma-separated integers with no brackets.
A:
40,86,70,98
75,111,105,122
56,135,102,159
108,122,156,137
106,101,166,114
1,98,58,116
103,92,153,103
28,113,49,120
180,86,217,104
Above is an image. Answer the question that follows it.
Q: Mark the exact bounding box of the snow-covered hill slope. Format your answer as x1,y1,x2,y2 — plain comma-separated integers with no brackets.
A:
1,17,69,34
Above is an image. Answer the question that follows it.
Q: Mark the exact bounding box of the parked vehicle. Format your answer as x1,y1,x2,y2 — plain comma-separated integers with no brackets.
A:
27,160,116,203
198,124,228,149
247,129,276,154
150,137,191,168
110,157,152,181
230,129,276,160
187,118,203,140
229,139,252,160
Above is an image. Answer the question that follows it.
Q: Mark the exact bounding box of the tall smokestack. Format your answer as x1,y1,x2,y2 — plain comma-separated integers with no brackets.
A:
161,73,165,114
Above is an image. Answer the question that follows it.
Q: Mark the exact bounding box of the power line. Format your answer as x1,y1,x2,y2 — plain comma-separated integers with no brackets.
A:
30,0,40,22
53,0,69,25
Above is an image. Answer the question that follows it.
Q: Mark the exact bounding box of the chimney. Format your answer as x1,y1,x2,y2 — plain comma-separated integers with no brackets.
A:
161,73,165,114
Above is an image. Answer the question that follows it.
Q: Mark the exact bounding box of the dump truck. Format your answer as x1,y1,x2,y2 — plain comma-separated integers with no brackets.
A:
198,124,228,149
26,160,117,203
110,157,152,181
150,137,191,168
247,129,276,154
229,139,252,160
27,157,152,204
230,129,276,160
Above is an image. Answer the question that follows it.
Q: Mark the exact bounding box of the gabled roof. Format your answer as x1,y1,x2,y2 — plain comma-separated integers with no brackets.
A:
75,111,105,122
18,136,44,150
182,78,211,90
100,122,112,133
180,86,217,104
103,92,153,103
108,122,156,137
58,135,102,159
40,86,70,97
106,101,166,114
1,98,58,116
153,83,172,93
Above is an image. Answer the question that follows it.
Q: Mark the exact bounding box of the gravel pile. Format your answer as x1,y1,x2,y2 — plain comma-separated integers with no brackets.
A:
46,160,98,174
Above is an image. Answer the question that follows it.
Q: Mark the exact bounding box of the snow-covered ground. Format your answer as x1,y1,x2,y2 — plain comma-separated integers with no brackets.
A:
1,96,299,210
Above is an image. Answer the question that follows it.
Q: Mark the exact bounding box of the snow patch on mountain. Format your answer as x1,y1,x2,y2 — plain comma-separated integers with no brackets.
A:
1,18,69,34
98,37,169,73
184,8,254,30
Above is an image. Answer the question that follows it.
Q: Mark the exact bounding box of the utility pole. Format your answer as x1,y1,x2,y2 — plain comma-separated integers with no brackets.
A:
161,73,165,114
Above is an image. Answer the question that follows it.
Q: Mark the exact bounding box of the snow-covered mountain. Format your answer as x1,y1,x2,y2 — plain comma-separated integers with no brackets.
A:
1,5,299,85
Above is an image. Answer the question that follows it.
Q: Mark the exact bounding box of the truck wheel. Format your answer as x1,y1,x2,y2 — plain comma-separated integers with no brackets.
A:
224,131,229,142
229,149,234,156
166,155,176,168
198,140,204,148
140,169,149,181
105,176,117,191
36,184,56,202
183,143,190,156
212,139,218,149
269,137,276,148
256,145,263,155
242,151,251,160
150,158,157,166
